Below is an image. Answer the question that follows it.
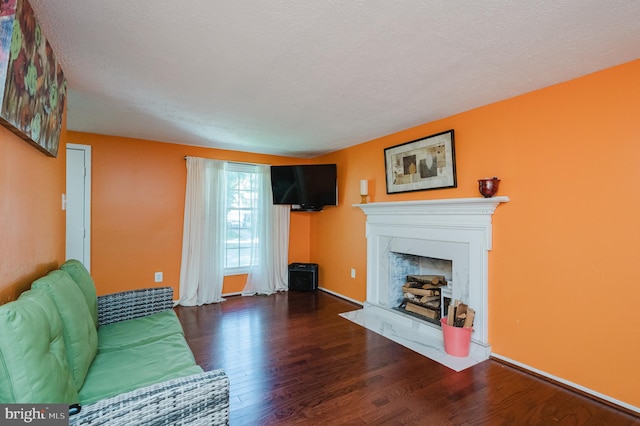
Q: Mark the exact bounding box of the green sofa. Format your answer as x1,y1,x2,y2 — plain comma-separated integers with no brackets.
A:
0,260,229,425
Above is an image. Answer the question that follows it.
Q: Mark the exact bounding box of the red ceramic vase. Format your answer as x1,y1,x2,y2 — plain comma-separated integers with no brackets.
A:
478,177,500,198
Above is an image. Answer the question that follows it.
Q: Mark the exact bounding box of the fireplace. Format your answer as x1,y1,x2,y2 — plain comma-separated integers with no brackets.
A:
340,197,508,371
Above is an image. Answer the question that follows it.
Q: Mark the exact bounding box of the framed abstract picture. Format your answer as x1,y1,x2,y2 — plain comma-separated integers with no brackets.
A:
384,130,457,194
0,0,67,157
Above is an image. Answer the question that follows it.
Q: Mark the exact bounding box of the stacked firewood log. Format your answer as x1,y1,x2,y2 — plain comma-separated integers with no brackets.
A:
402,275,447,320
446,300,475,328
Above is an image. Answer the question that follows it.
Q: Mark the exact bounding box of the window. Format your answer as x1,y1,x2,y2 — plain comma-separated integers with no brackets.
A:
224,163,260,272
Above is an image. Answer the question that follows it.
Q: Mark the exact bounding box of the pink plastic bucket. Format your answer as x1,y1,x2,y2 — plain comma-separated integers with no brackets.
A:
440,317,473,357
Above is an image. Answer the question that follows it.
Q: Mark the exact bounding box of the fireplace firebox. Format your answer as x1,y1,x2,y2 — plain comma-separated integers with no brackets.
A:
390,253,452,324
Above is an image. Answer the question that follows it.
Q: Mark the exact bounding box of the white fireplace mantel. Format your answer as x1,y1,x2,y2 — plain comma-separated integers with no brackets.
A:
355,196,509,215
356,197,509,247
341,196,509,371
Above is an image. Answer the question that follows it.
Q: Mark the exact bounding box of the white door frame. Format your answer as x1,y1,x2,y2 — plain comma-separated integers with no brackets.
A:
66,143,92,271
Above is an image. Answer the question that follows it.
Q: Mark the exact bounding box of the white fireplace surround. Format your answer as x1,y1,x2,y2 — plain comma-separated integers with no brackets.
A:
341,196,509,371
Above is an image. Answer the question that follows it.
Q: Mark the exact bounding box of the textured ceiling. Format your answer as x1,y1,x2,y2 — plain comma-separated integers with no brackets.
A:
29,1,640,158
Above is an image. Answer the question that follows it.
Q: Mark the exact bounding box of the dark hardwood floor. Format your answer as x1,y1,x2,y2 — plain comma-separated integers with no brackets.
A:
174,291,638,425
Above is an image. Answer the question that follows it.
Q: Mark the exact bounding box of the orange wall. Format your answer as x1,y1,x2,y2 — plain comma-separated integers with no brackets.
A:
0,116,67,303
312,59,640,408
65,132,310,295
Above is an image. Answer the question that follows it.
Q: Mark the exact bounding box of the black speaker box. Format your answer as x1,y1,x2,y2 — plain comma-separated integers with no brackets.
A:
288,263,318,291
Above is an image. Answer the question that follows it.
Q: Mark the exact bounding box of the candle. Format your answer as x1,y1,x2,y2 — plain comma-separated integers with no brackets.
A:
360,179,368,196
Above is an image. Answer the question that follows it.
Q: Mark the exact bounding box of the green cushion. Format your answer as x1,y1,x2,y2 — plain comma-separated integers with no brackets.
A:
97,310,185,353
60,259,98,328
32,270,98,391
0,289,79,403
79,333,203,405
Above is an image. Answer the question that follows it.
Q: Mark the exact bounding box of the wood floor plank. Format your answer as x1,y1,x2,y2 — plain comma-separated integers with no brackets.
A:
174,290,638,425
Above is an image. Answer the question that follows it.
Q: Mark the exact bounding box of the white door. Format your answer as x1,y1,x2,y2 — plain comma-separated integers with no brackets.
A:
66,143,91,270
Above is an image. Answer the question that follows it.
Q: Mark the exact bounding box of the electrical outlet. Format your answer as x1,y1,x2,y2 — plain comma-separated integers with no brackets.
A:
154,272,163,283
351,268,356,279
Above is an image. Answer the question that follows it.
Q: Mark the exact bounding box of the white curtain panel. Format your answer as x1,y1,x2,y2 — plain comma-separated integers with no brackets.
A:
243,164,290,295
178,157,226,306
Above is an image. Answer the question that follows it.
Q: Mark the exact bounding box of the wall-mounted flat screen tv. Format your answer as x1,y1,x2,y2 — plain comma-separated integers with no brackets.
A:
270,164,337,212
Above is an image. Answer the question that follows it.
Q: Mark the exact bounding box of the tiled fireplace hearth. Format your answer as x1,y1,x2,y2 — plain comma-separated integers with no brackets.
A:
340,197,508,371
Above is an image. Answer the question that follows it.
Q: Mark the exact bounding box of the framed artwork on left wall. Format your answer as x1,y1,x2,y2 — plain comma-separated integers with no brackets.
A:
0,0,67,157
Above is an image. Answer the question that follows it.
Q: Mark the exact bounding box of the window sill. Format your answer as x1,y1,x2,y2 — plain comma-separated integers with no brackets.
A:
224,267,251,276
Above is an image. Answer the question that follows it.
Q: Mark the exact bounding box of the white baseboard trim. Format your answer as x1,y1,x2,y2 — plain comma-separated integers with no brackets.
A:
221,287,363,305
317,287,364,306
174,293,241,306
491,353,639,415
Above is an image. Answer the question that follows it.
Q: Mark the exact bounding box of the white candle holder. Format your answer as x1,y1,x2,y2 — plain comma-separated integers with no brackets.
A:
360,179,369,204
